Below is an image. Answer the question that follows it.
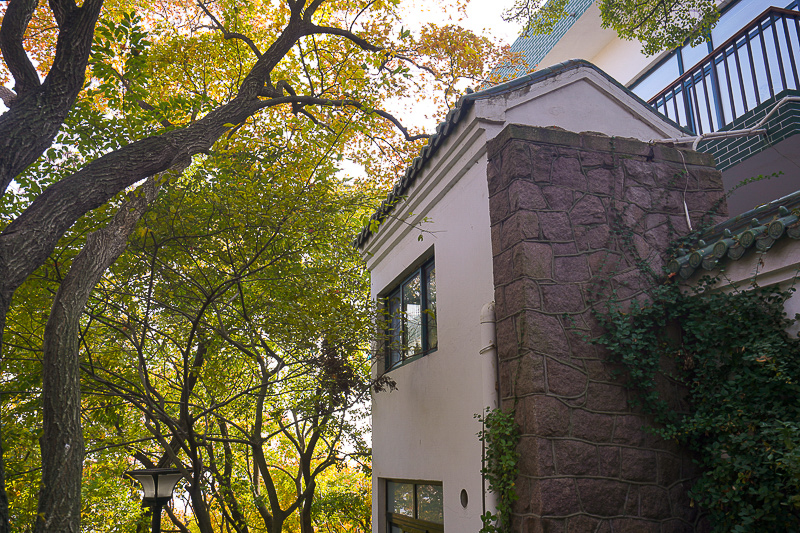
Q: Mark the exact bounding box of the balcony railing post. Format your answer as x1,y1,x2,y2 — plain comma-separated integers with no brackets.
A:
647,7,800,135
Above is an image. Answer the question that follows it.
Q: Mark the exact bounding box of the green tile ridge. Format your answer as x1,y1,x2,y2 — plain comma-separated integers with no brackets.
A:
667,188,800,279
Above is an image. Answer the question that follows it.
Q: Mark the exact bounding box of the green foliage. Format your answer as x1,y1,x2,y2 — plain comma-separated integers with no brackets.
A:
504,0,719,56
476,408,520,533
594,276,800,531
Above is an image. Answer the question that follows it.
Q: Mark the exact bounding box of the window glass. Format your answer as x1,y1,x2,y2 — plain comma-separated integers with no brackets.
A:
383,257,437,370
681,39,712,71
416,484,444,524
425,264,437,351
388,293,403,367
387,482,414,517
632,53,680,101
403,274,422,355
712,0,778,45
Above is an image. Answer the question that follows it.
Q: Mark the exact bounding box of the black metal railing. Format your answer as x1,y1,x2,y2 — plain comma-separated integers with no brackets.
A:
648,7,800,135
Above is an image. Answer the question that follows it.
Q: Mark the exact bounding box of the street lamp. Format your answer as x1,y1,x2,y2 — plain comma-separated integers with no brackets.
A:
126,468,186,533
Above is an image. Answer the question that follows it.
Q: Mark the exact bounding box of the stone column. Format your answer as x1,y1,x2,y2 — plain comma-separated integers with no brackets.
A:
486,125,725,532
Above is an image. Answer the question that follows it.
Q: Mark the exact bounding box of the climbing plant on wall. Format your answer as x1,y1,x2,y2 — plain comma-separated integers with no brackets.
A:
477,408,520,533
593,274,800,532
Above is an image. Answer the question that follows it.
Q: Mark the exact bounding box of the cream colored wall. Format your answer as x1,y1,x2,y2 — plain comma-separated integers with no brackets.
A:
362,65,689,532
536,4,668,86
365,118,499,533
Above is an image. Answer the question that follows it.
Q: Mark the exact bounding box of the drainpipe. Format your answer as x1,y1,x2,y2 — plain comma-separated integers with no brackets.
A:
479,301,499,519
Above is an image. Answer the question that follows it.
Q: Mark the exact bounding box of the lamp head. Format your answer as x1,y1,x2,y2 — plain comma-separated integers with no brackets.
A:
126,468,185,503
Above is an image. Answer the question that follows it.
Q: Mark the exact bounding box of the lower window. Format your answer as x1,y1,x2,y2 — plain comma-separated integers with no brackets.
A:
386,480,443,532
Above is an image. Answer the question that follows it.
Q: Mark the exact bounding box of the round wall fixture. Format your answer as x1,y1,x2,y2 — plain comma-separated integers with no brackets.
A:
460,489,468,508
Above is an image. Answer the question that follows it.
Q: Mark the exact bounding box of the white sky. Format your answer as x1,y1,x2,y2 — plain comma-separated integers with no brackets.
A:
401,0,523,44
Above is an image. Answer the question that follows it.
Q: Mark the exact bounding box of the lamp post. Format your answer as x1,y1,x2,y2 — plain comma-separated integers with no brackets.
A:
126,468,186,533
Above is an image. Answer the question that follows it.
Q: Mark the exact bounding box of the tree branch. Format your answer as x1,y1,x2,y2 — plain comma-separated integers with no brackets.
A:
0,0,42,95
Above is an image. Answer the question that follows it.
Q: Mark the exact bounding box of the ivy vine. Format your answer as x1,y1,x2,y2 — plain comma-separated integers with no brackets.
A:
593,275,800,532
476,407,520,533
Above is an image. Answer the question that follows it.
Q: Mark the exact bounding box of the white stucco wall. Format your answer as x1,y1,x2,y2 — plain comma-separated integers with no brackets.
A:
360,64,688,533
535,4,668,86
365,118,499,533
704,235,800,338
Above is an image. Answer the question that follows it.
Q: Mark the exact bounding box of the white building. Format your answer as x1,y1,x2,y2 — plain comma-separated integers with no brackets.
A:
358,0,800,530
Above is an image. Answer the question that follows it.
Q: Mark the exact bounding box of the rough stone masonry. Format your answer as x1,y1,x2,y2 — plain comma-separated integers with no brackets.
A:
487,124,726,533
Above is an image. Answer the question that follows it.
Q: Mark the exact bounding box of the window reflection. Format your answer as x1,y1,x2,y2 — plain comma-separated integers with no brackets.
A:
417,484,444,524
387,482,414,517
383,257,437,370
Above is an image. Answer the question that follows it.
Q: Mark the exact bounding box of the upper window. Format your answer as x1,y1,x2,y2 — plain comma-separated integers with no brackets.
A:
386,480,443,532
385,257,437,370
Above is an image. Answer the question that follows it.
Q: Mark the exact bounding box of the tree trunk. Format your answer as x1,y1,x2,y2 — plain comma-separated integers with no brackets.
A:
34,179,158,532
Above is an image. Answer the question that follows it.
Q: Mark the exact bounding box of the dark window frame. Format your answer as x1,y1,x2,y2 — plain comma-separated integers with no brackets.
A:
383,257,437,371
386,479,444,533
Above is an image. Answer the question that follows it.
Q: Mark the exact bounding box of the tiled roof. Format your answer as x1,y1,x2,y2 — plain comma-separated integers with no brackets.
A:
667,189,800,279
354,59,687,249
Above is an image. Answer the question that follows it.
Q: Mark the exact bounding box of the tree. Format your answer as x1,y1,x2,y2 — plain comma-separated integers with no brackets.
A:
77,157,376,532
0,0,510,530
503,0,719,55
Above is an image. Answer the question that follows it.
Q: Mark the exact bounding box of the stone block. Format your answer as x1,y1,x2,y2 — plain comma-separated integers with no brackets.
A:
542,283,585,313
624,485,639,515
585,382,629,412
540,211,574,241
552,156,587,190
566,515,601,533
613,415,647,446
547,358,588,397
520,394,570,437
554,439,598,475
503,141,534,182
657,452,683,486
576,479,629,515
513,242,554,279
495,317,518,361
587,167,614,195
584,360,615,382
504,277,542,313
571,195,607,225
669,481,698,523
575,225,612,252
492,248,513,285
519,311,570,357
491,224,503,257
572,409,614,442
622,158,657,186
580,148,614,168
608,518,661,533
515,353,547,396
542,185,575,210
517,436,544,481
621,448,658,482
661,519,696,533
501,210,541,249
598,445,621,477
539,478,581,516
510,180,548,210
554,255,591,282
625,186,653,209
487,159,505,195
490,189,511,222
552,242,578,255
640,485,671,519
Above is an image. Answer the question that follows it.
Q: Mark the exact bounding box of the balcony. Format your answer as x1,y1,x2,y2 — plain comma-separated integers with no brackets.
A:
648,7,800,135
